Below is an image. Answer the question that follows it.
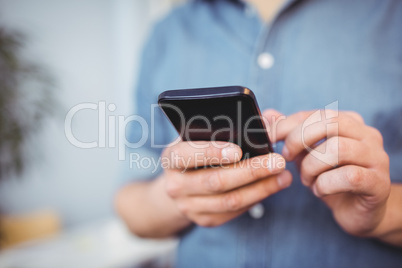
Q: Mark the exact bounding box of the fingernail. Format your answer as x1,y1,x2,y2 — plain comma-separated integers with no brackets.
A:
277,172,292,188
282,146,290,159
221,144,241,160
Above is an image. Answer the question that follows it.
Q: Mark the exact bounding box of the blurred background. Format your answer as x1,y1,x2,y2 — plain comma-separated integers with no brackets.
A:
0,0,179,267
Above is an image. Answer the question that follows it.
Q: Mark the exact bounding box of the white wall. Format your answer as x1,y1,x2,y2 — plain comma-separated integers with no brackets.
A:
0,0,174,227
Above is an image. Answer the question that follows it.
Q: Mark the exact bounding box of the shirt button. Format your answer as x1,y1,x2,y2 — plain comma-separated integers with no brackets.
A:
258,53,274,69
248,203,265,219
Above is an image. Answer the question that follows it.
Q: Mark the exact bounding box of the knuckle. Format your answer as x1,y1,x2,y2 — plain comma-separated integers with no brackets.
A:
222,192,242,211
381,152,390,167
261,177,276,195
326,116,338,125
339,114,354,127
205,144,219,158
340,111,351,120
326,110,339,120
246,164,259,180
176,201,189,215
327,137,341,166
327,137,340,156
171,147,181,158
349,111,364,123
326,119,340,137
314,180,323,195
296,111,309,121
345,167,363,187
205,170,224,192
264,108,276,115
165,178,182,198
375,151,389,170
285,136,298,153
168,143,183,157
294,111,304,121
381,172,391,190
300,160,314,185
161,148,173,168
335,139,347,166
315,177,328,196
166,147,182,168
197,216,217,227
368,127,383,144
161,147,168,159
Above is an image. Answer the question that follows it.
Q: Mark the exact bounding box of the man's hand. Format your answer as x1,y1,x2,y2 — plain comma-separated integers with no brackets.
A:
264,109,392,237
161,141,292,227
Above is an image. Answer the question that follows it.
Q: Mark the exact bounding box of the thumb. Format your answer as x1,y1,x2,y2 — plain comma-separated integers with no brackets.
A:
262,109,285,143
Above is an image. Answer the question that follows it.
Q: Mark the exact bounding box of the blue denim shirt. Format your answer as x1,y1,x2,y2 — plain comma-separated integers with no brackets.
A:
122,0,402,267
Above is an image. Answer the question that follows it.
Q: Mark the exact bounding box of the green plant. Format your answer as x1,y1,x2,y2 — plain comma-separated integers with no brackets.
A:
0,27,54,181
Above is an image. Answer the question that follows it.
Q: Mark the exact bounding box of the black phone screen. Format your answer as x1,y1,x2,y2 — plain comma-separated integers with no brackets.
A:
158,86,273,159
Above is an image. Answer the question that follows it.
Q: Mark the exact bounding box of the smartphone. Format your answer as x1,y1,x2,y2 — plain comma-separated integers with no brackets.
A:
158,86,273,159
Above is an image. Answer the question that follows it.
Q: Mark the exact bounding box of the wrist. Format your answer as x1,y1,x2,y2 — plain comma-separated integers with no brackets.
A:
363,200,389,239
151,174,192,229
365,184,402,247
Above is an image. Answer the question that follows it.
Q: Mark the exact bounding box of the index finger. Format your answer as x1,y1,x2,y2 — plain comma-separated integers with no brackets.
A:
271,110,365,143
271,111,314,142
162,141,243,170
282,111,367,161
176,153,286,196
